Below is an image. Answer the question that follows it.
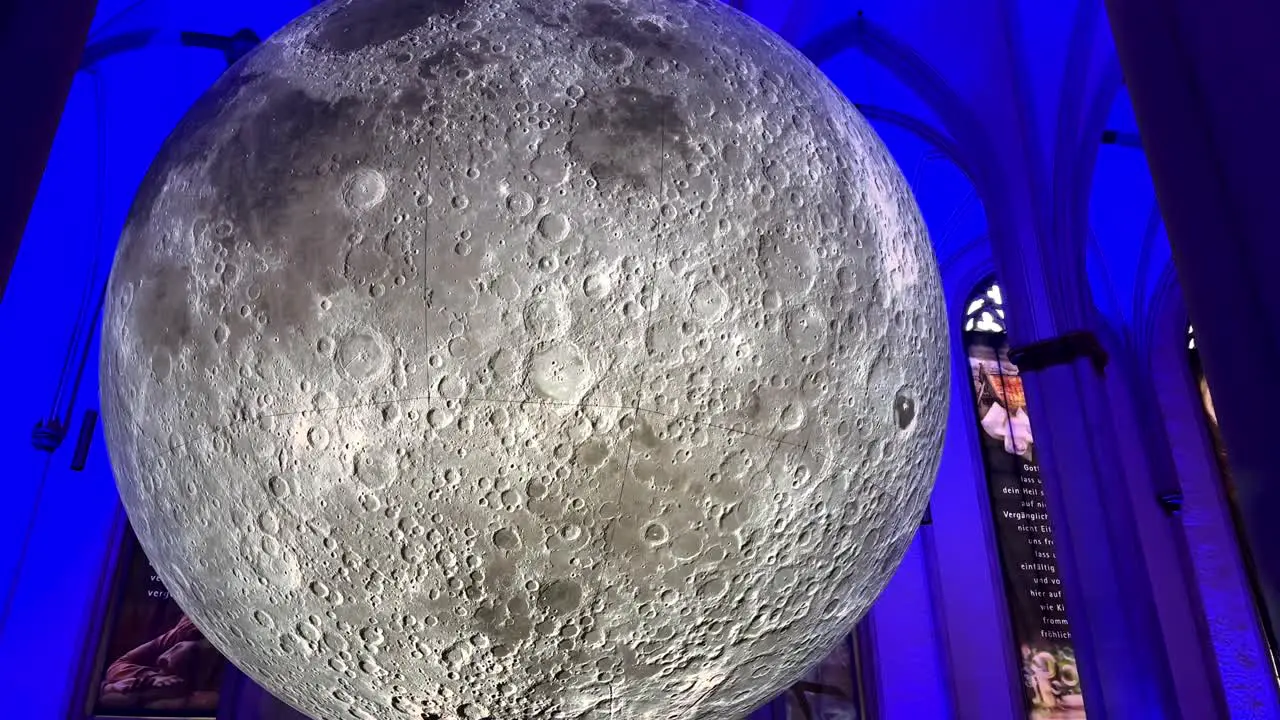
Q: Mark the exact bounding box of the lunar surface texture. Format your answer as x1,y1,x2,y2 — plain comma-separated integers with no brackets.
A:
100,0,948,718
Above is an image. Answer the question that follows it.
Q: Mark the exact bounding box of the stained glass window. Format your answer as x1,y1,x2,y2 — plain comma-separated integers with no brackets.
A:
963,280,1006,334
962,278,1086,719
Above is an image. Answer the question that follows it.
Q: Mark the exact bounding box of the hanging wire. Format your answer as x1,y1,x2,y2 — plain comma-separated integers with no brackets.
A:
48,68,108,426
63,68,112,431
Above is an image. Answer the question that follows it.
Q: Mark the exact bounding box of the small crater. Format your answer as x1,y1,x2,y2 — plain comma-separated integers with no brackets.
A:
643,521,669,545
524,298,570,339
583,273,611,299
494,527,522,550
337,332,388,381
506,190,534,216
589,41,632,68
536,213,571,242
342,168,387,211
690,280,728,320
894,387,917,431
266,476,291,499
528,341,591,402
537,579,583,615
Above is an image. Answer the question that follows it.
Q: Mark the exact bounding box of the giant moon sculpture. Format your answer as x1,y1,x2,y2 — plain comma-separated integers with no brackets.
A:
100,0,948,718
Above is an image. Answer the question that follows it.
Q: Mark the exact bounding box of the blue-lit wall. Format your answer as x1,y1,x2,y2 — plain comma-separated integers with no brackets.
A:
0,1,1012,717
0,1,955,715
0,3,314,717
3,1,1275,719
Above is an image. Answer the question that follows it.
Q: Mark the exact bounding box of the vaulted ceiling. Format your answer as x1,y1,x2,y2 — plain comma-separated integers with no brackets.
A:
60,0,1170,341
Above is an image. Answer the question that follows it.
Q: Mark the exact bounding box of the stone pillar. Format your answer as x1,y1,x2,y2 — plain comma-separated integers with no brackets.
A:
980,164,1181,716
1104,0,1280,656
1001,328,1179,720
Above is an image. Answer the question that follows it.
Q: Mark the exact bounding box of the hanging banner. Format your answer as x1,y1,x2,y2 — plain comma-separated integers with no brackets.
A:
87,523,226,718
966,332,1086,719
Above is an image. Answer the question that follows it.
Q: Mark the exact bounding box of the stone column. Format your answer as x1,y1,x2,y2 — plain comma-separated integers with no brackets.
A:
1002,328,1179,720
981,192,1181,716
1104,0,1280,657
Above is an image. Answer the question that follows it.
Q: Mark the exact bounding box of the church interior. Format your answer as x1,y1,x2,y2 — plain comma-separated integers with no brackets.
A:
1,0,1277,718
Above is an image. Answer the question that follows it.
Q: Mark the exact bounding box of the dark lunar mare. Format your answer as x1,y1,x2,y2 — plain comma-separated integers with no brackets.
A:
311,0,474,53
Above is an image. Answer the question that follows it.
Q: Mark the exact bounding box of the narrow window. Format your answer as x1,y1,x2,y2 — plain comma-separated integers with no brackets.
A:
963,278,1086,718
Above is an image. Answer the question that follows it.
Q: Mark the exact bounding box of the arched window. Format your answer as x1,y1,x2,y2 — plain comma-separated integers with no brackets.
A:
963,280,1007,333
961,278,1087,718
1187,324,1279,674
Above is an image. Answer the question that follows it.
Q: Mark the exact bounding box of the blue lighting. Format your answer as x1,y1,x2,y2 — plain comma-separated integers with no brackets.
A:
2,1,1274,718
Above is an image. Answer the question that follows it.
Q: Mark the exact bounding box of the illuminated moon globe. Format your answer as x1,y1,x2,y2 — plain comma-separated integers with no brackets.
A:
100,0,948,718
